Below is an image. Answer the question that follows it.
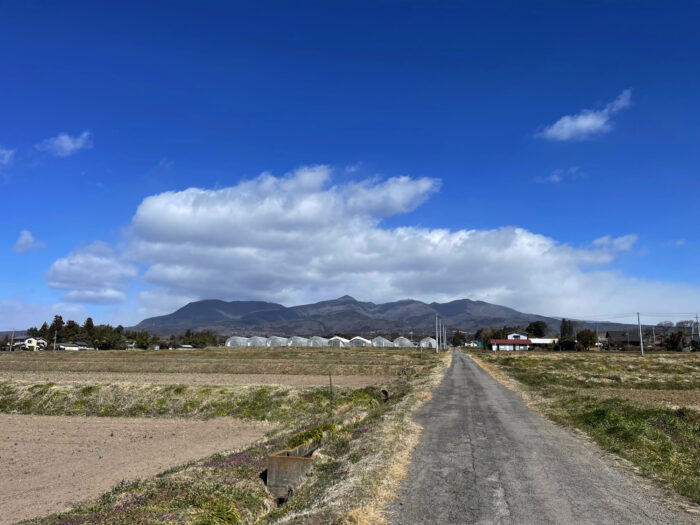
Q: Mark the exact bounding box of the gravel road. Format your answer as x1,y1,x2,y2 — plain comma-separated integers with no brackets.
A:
388,350,695,524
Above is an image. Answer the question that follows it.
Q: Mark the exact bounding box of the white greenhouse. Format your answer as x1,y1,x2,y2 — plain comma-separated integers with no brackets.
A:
248,336,269,347
329,336,350,347
288,336,309,347
349,336,372,347
393,337,415,348
309,336,329,347
225,336,249,347
267,336,289,347
419,337,437,349
371,336,395,347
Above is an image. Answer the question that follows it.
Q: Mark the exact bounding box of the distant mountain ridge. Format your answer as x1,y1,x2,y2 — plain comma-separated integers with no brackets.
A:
132,295,599,336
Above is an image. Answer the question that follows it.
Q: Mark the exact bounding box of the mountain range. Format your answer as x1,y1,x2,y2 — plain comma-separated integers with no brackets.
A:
132,295,616,337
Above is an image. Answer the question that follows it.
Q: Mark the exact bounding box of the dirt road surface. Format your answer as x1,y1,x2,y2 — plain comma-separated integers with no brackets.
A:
0,371,390,387
0,414,269,524
388,350,695,525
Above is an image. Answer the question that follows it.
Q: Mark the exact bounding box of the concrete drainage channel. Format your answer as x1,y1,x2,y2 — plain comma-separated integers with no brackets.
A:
267,442,317,504
266,388,390,505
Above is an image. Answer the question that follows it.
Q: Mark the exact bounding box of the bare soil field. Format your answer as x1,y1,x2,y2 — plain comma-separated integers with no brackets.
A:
0,414,269,524
0,371,390,388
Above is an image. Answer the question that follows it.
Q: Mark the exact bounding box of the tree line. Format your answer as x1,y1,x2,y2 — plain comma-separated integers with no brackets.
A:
14,315,223,350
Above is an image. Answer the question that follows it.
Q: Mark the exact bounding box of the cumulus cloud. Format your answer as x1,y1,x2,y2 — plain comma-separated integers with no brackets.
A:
118,164,699,319
0,147,15,165
35,130,93,157
12,230,45,253
46,241,138,304
536,89,632,141
39,164,699,322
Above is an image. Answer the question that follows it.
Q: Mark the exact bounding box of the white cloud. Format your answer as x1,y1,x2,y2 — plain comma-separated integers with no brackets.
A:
35,130,93,157
592,234,638,252
118,165,700,320
38,164,699,323
536,89,632,141
0,147,16,165
663,239,686,247
536,167,586,184
45,241,138,304
12,230,45,253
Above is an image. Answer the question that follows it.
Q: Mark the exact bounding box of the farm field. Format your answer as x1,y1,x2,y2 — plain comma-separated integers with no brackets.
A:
468,350,700,506
0,346,419,377
0,414,268,525
0,371,387,388
0,346,448,524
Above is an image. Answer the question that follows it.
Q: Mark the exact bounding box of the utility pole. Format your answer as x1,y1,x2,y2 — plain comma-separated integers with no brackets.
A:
9,330,14,352
435,314,439,353
652,326,656,347
53,330,57,352
443,324,447,350
637,312,644,357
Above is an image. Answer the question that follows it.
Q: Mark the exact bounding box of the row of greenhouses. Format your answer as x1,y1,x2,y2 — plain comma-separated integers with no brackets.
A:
224,335,437,348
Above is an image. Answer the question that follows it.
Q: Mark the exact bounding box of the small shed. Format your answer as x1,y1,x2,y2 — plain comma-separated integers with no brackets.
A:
225,336,249,347
349,336,372,347
394,337,415,348
329,336,350,347
288,336,309,347
372,336,394,347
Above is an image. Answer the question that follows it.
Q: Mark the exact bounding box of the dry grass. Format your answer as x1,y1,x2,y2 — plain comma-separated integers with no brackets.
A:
0,346,432,377
268,351,451,524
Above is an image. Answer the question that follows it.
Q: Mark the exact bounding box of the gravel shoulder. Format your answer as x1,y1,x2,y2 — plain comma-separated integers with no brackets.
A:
0,371,391,387
388,350,696,525
0,414,269,524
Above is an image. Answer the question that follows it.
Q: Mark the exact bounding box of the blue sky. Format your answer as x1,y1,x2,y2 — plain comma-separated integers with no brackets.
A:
1,1,699,329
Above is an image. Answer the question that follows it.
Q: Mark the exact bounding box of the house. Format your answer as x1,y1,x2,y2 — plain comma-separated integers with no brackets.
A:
490,333,532,351
23,337,48,351
529,338,558,348
349,336,372,347
393,337,415,348
328,336,350,347
371,336,394,347
419,337,437,349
